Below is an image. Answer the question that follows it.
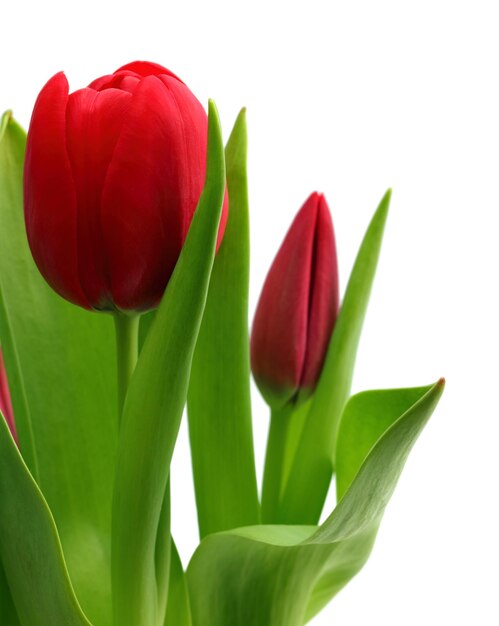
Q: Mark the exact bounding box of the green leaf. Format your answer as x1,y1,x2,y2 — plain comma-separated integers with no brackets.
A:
0,112,117,624
164,540,192,626
278,190,391,524
0,561,21,626
187,108,260,538
111,100,226,626
139,309,156,350
335,385,433,499
0,415,91,626
155,483,171,626
305,381,444,620
186,380,444,626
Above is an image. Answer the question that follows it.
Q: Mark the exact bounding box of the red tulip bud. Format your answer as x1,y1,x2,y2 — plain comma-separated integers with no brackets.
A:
24,61,228,312
251,192,339,409
0,351,17,444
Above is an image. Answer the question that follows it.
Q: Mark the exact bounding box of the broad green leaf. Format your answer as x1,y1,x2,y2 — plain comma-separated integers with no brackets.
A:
0,561,20,625
279,190,391,524
187,380,444,626
111,101,226,626
187,108,260,538
164,540,192,626
0,112,117,624
0,414,91,625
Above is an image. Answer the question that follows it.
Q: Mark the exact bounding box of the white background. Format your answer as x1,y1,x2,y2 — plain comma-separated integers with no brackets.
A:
2,1,498,624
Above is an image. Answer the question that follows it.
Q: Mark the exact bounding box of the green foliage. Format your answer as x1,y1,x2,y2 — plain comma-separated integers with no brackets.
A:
0,415,91,625
0,552,20,625
187,108,260,538
186,381,444,626
0,111,117,625
164,541,192,626
111,101,227,626
0,105,443,626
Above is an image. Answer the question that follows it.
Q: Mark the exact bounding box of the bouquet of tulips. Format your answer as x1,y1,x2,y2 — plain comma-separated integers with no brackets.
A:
0,61,444,626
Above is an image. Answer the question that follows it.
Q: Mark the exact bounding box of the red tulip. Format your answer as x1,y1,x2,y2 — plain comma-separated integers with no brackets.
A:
251,192,339,409
24,61,228,312
0,351,17,443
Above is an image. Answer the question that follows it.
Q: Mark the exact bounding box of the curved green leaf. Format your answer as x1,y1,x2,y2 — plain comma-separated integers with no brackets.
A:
279,190,391,524
111,100,226,626
335,385,433,499
0,415,91,626
187,108,259,538
0,112,117,625
305,380,444,620
187,380,444,626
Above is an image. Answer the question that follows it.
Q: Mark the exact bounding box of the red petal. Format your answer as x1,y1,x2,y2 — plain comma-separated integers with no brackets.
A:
89,73,141,93
24,72,89,308
88,74,114,90
300,194,339,390
66,87,132,308
115,60,182,82
0,351,17,444
112,75,141,93
101,74,208,311
251,194,319,407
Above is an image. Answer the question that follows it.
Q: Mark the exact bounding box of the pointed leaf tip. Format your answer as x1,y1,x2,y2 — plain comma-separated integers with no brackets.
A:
0,111,13,136
207,99,219,121
236,107,247,121
378,188,392,216
229,108,247,139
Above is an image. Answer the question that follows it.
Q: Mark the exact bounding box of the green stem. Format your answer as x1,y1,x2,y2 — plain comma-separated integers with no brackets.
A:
261,405,292,523
113,314,140,421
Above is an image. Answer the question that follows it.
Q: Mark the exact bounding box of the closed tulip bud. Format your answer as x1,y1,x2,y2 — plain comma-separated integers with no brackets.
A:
24,61,228,312
251,192,339,409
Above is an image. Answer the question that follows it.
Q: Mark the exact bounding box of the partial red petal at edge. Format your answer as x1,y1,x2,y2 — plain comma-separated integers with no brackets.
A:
0,351,17,444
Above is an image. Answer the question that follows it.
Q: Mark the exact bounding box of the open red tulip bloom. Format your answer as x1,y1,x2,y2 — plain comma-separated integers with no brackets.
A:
251,192,339,409
24,61,228,312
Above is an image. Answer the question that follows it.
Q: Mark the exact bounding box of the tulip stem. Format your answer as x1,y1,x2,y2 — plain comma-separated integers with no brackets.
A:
261,405,293,523
113,313,140,422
